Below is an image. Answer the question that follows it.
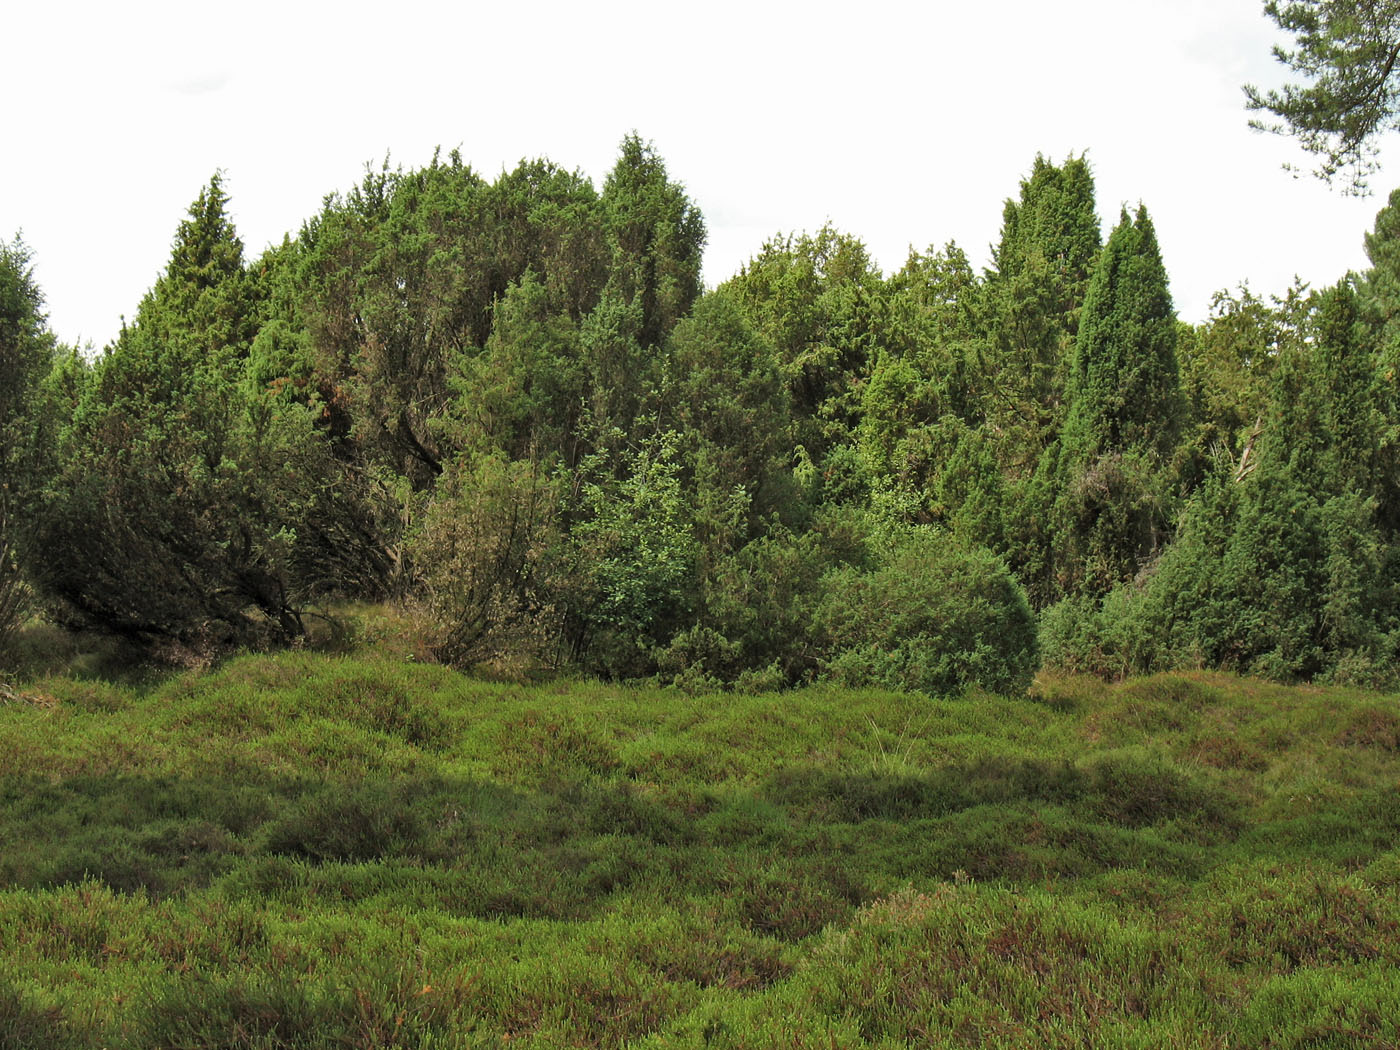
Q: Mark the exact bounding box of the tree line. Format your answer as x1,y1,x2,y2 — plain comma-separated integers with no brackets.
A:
3,136,1400,692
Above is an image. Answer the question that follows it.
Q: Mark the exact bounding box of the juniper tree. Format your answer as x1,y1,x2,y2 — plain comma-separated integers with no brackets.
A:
30,178,328,652
0,235,56,657
601,134,706,351
985,154,1102,453
1053,205,1182,595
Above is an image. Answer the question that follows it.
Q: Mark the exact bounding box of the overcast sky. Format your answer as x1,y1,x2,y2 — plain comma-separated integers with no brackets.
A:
4,0,1391,350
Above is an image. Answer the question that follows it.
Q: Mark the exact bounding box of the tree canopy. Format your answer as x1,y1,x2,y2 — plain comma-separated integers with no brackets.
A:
1247,0,1400,193
5,138,1400,690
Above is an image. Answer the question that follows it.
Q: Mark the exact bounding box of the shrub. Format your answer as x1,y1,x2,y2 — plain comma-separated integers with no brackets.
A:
1085,752,1239,833
411,451,566,676
816,533,1038,696
0,977,78,1050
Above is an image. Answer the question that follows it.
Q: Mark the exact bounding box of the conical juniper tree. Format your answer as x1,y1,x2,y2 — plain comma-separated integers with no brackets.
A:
600,134,706,353
991,153,1101,325
986,157,1102,604
1064,205,1181,462
984,154,1102,458
30,177,329,654
1052,204,1182,596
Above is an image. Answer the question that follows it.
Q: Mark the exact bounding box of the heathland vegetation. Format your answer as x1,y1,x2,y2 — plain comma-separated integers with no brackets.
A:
1,629,1399,1047
6,9,1400,1034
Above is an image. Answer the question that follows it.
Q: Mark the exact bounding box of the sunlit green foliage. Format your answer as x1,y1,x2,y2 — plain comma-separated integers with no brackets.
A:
723,225,884,460
817,533,1038,696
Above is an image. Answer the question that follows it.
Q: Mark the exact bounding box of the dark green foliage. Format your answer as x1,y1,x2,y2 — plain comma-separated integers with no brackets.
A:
601,133,706,350
661,290,794,530
1051,205,1181,597
566,430,701,679
0,235,56,661
19,136,1400,695
264,780,427,864
660,509,870,688
985,154,1101,448
1046,465,1399,684
1246,0,1400,192
258,152,613,604
816,533,1038,696
1175,285,1301,496
857,246,993,531
954,157,1108,603
1360,183,1400,348
992,154,1102,296
723,225,884,458
27,178,330,654
1064,205,1180,465
1053,281,1400,684
446,272,587,463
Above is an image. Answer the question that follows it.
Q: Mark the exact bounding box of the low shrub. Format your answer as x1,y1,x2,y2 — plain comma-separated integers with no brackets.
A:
1085,752,1239,833
816,533,1038,697
262,781,426,864
0,977,79,1050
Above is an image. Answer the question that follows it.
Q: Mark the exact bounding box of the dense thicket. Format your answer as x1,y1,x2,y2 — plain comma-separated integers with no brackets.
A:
8,140,1400,689
0,235,56,662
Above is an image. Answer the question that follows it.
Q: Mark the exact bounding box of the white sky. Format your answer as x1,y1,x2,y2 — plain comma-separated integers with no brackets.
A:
3,0,1390,350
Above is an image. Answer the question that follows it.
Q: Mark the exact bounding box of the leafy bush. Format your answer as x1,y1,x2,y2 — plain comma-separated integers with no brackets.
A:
816,532,1038,696
1085,751,1239,833
1038,586,1168,680
411,450,566,675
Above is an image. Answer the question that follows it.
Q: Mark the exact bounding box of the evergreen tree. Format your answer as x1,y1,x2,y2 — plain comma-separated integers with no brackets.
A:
991,154,1101,320
1058,282,1400,683
0,235,57,659
984,154,1102,461
1054,205,1182,595
30,179,328,653
1246,0,1400,193
1176,285,1294,489
862,244,984,519
1064,205,1181,463
724,225,885,461
600,134,706,350
1359,185,1400,346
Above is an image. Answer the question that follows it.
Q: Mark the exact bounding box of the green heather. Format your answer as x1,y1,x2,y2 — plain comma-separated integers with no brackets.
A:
1,628,1398,1048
